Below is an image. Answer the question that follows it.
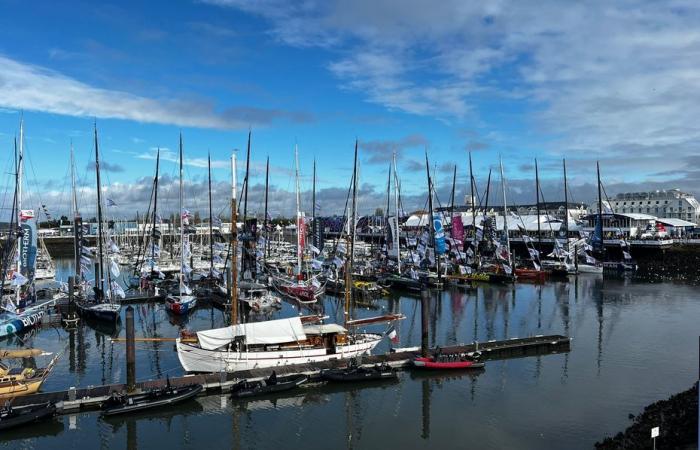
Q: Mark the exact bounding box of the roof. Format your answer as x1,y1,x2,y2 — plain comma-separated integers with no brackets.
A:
303,323,347,334
196,317,306,350
583,212,656,221
656,218,697,227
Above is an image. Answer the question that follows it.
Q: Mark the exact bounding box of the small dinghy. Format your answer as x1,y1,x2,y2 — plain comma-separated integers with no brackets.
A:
321,363,397,383
101,382,203,417
413,353,484,370
0,402,56,430
230,372,307,399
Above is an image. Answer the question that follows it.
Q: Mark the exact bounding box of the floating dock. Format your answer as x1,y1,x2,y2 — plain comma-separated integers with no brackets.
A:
10,334,570,414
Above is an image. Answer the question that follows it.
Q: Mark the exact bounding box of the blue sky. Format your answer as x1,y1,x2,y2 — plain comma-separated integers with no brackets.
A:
1,0,700,218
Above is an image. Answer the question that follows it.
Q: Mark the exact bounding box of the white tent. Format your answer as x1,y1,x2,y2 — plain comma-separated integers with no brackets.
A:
197,316,307,350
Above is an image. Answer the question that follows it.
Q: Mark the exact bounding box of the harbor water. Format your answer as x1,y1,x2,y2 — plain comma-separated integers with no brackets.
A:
0,259,698,449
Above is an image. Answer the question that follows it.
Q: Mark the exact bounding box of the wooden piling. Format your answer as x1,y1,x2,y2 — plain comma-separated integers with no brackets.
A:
125,305,136,392
420,286,430,357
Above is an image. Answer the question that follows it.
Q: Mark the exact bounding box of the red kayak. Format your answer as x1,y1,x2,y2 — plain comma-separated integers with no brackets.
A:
413,356,485,370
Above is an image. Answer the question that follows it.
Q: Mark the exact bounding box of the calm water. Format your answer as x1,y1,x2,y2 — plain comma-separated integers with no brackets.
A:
1,259,698,449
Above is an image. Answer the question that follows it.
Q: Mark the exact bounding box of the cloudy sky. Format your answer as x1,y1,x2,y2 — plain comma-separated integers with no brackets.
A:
1,0,699,219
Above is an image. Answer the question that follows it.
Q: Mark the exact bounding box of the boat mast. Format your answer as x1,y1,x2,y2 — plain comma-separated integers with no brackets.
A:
94,124,107,301
312,158,316,254
535,159,542,253
70,143,81,280
152,149,160,273
385,162,391,260
230,152,239,325
468,152,476,242
264,156,270,263
563,158,569,255
345,141,359,326
15,118,24,304
499,156,512,268
392,151,401,274
450,165,457,220
178,134,184,297
294,144,303,278
242,131,251,277
597,161,605,258
208,152,213,277
424,151,440,281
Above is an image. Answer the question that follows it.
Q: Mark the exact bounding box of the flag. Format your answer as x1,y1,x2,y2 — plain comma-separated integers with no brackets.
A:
111,281,126,299
109,258,120,277
10,272,28,286
106,198,117,207
451,214,464,243
388,327,399,344
19,209,35,220
433,214,446,255
502,263,512,275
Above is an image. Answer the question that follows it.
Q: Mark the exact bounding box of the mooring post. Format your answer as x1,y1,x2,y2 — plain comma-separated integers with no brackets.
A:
125,305,136,392
68,275,74,312
420,285,430,357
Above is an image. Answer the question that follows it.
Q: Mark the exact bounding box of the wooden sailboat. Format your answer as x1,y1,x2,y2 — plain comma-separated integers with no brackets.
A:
0,352,60,399
165,134,197,315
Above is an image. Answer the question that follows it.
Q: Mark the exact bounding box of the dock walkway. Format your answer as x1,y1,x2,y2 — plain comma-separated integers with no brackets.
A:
10,334,570,414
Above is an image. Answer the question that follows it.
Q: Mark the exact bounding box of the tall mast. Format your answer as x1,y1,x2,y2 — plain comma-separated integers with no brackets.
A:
94,124,106,301
469,152,476,234
345,141,359,327
597,161,605,258
230,152,238,325
312,158,316,252
208,152,214,276
241,131,251,276
393,151,401,274
16,118,24,285
563,158,569,254
70,144,81,279
425,151,440,281
450,165,457,220
294,144,303,277
151,149,160,272
499,156,511,268
263,156,270,263
179,133,184,297
535,159,542,252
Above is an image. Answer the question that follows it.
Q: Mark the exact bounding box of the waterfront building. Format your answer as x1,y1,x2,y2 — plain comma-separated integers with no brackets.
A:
597,189,700,222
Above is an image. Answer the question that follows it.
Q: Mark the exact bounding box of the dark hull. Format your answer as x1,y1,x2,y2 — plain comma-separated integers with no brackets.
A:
379,275,423,293
231,375,307,398
76,302,120,323
0,403,56,431
321,367,397,382
101,384,203,416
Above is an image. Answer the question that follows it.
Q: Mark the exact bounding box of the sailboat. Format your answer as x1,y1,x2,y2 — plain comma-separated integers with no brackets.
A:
270,145,325,303
165,134,197,315
76,125,121,323
1,120,58,338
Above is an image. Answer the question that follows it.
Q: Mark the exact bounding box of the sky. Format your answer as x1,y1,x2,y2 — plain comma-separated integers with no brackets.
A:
1,0,700,220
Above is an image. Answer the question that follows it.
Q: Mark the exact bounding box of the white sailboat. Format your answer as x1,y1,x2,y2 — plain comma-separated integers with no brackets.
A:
165,134,197,315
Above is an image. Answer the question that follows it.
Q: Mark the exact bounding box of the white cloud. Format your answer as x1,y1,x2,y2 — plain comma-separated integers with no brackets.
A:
0,54,312,130
204,0,700,188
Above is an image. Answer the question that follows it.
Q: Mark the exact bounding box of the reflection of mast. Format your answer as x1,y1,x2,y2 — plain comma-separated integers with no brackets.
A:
472,288,479,341
596,287,604,375
421,379,431,440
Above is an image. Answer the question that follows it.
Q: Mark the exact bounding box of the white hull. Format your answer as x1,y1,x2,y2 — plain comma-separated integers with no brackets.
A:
577,263,603,274
176,334,382,373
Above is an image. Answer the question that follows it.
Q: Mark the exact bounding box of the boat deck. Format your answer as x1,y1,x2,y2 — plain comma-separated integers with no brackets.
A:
10,334,570,414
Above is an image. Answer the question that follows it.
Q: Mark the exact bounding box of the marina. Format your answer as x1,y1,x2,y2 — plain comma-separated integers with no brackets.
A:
1,2,699,446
